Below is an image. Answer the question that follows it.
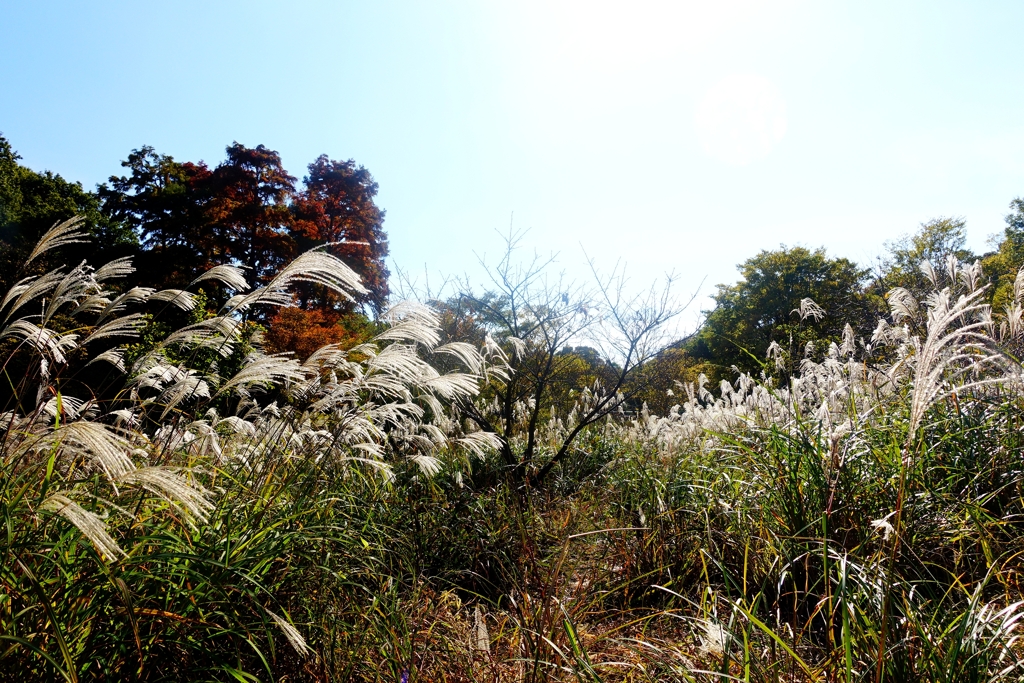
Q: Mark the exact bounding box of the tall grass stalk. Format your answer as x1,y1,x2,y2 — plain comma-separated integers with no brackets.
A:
2,222,1024,680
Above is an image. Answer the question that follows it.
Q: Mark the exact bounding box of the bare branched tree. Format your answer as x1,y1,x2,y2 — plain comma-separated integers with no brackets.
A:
450,228,690,486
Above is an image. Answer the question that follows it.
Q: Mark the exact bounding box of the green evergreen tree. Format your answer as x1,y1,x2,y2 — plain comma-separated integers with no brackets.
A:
690,246,875,382
0,134,136,291
983,198,1024,311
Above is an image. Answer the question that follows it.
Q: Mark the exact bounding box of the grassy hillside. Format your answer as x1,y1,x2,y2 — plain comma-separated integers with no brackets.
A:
2,220,1024,681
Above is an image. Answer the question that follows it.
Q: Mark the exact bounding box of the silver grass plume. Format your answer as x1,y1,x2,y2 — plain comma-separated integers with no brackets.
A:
189,264,250,292
149,288,197,311
42,263,102,324
39,494,124,561
24,216,89,266
265,609,312,657
958,259,984,293
1,268,67,322
0,320,78,364
39,421,135,480
223,250,367,314
1001,267,1024,340
153,371,212,419
409,453,442,476
217,354,306,398
793,297,826,322
888,287,919,323
905,286,1006,453
92,286,155,323
118,467,214,524
375,301,442,348
93,256,136,282
151,315,242,359
920,260,940,289
82,313,148,344
766,340,785,371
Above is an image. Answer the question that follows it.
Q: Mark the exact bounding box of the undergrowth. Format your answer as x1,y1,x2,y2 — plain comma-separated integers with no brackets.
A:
2,219,1024,681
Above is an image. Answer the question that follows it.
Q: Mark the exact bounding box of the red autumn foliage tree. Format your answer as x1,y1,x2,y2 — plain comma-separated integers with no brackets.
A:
262,307,370,360
208,143,297,285
292,156,390,314
99,143,389,356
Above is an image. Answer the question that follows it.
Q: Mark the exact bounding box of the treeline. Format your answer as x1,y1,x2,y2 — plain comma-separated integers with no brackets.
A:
0,134,388,358
4,130,1024,414
636,210,1024,413
419,210,1024,423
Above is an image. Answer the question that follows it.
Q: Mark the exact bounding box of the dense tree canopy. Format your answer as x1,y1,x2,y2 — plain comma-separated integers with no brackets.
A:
208,143,297,285
875,217,976,301
0,136,20,227
97,143,389,312
627,343,713,415
8,129,1024,397
293,155,390,314
98,147,217,287
689,246,875,382
0,134,135,292
983,198,1024,310
0,133,391,359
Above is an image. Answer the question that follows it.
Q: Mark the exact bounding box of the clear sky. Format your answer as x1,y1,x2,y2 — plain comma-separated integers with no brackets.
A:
3,1,1024,328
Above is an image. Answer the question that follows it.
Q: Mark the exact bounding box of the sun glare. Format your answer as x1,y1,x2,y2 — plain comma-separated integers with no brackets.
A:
694,73,787,167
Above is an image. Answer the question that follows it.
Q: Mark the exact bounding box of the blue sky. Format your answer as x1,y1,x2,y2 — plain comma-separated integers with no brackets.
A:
3,1,1024,328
